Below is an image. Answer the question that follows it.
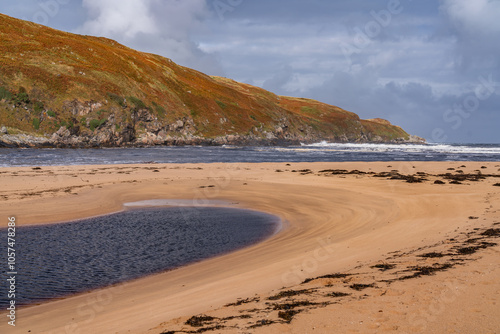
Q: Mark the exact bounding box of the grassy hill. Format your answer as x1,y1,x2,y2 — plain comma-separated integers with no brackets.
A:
0,13,422,147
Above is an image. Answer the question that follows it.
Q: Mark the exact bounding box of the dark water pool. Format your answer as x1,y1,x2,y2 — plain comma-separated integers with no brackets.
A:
0,206,279,307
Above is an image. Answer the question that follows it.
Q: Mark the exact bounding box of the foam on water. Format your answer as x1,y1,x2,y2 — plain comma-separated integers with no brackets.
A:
301,141,500,155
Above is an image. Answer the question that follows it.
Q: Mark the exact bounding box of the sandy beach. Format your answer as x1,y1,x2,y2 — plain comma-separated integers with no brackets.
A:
1,161,499,333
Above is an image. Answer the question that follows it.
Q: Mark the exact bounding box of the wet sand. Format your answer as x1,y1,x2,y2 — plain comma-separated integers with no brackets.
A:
0,161,499,333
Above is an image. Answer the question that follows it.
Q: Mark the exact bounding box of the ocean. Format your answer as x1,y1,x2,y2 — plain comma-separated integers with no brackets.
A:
1,142,500,167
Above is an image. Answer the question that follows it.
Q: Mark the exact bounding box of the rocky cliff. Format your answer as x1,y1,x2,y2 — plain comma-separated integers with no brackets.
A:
0,14,424,148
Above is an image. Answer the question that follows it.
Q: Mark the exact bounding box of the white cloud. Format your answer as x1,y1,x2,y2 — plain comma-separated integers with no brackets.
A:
441,0,500,34
81,0,158,39
77,0,223,74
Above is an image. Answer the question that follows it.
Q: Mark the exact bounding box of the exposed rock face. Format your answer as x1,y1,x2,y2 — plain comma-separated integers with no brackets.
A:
0,125,425,148
0,133,52,148
63,100,102,116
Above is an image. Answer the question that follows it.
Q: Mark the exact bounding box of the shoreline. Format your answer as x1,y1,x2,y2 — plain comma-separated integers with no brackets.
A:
0,161,499,333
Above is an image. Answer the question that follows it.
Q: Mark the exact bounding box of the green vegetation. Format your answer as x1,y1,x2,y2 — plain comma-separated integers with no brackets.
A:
216,100,227,110
47,110,56,117
89,119,106,131
301,106,320,115
13,87,30,106
128,96,147,110
107,93,125,107
32,118,40,130
34,101,45,113
151,101,166,116
0,87,12,100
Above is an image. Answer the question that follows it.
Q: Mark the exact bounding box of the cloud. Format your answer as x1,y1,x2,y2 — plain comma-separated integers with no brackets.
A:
196,1,500,142
441,0,500,34
263,65,295,93
80,0,158,38
78,0,223,75
440,0,500,73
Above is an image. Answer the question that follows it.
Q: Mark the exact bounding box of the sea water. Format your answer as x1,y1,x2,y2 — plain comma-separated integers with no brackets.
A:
1,143,500,167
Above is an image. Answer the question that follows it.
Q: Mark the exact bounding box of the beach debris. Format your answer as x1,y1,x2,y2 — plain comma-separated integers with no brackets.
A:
371,263,396,271
326,292,350,298
224,297,259,307
278,310,299,323
302,273,351,285
398,263,454,280
185,315,217,327
272,301,319,310
318,169,366,175
349,283,375,291
481,228,500,236
291,169,313,175
455,242,497,255
268,289,314,300
248,319,275,328
417,252,445,258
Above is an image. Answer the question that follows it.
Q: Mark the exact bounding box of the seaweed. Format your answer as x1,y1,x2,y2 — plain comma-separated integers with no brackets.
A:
185,315,216,327
278,310,300,323
418,252,445,258
248,319,276,328
481,228,500,237
302,273,351,284
272,301,318,310
398,263,453,280
225,297,259,307
371,263,396,271
349,283,375,291
456,242,497,255
268,289,314,300
326,292,350,298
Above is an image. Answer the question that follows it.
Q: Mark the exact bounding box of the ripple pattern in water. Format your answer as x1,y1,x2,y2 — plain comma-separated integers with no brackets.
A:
0,207,279,307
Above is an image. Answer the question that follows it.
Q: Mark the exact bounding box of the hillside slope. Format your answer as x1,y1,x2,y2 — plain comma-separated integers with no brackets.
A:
0,14,423,147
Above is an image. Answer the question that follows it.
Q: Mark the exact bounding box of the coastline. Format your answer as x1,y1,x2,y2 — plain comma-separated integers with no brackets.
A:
0,161,499,333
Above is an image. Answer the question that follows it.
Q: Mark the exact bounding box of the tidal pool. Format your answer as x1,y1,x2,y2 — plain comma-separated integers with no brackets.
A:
0,206,280,307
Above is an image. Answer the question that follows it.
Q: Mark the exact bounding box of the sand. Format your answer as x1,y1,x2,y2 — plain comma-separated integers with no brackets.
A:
0,161,499,333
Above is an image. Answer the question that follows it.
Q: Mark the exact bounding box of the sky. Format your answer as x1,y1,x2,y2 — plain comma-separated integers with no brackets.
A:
1,0,499,143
